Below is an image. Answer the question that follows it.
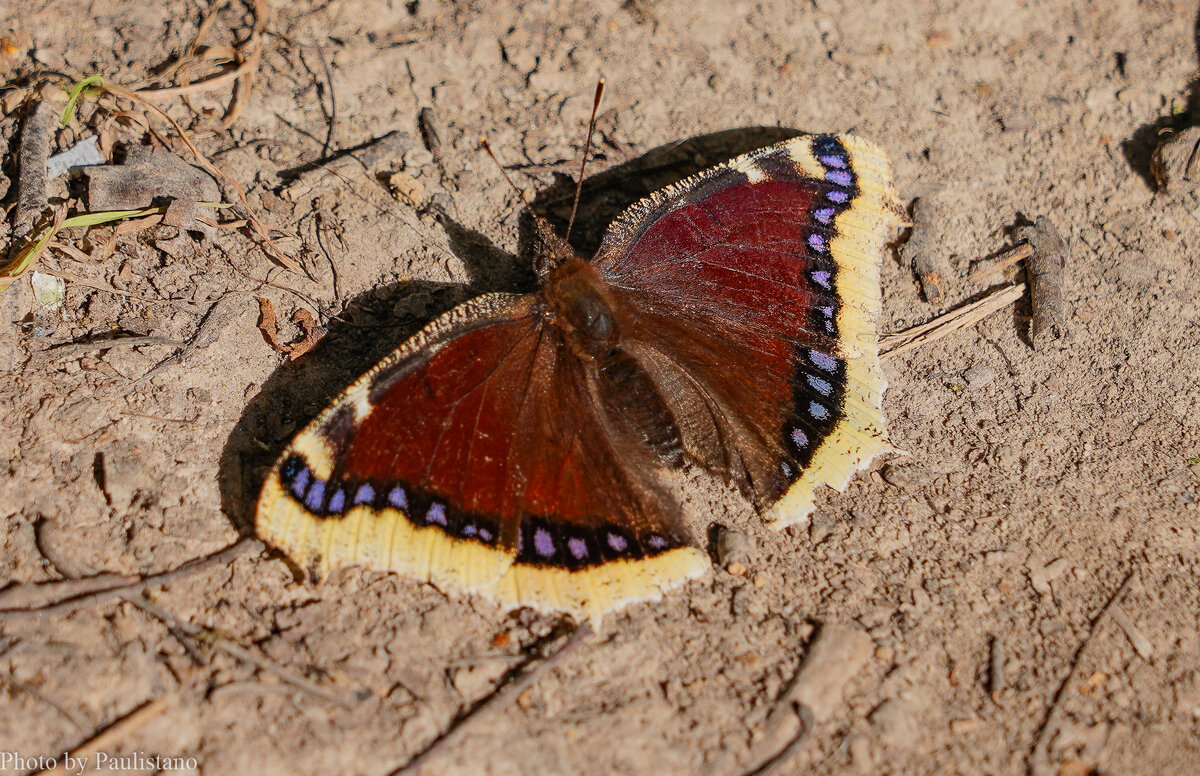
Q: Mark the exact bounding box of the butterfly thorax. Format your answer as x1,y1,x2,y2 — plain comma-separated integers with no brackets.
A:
544,256,620,360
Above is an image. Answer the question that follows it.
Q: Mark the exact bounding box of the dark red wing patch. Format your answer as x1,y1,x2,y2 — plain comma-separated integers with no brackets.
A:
592,135,903,521
595,143,846,346
257,293,708,621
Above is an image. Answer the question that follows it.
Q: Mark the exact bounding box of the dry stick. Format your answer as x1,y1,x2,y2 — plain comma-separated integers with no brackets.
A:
134,1,221,90
123,593,207,666
879,283,1027,359
46,335,183,357
221,0,270,130
1023,217,1069,346
388,623,593,775
967,242,1034,284
0,674,90,731
136,0,268,126
905,196,956,303
101,80,303,276
988,634,1007,698
123,594,357,709
32,697,170,776
135,57,259,99
307,43,338,158
40,265,186,307
9,100,54,258
0,572,135,611
1027,568,1137,775
0,537,263,621
123,291,252,391
417,107,442,160
280,130,414,200
185,1,222,60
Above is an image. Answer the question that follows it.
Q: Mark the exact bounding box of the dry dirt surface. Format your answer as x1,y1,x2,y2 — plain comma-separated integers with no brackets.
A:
1,1,1199,775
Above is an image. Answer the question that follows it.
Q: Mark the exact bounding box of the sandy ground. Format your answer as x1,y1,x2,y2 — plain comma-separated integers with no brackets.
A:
1,1,1199,774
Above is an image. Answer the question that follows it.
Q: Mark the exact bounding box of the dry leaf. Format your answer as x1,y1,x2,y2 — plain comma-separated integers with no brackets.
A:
255,296,322,360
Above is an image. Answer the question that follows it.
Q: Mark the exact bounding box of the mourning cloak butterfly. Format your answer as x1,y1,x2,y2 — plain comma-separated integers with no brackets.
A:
256,132,905,622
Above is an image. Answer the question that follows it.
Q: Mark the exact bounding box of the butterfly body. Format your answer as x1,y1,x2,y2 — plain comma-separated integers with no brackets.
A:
545,256,621,360
256,133,905,622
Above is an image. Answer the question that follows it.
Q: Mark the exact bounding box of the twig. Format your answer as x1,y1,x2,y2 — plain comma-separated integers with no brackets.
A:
10,101,55,258
904,196,956,303
417,107,442,160
305,44,337,158
1108,604,1154,660
0,674,89,730
33,697,170,776
1027,568,1137,775
278,130,415,199
39,266,185,306
314,209,341,301
123,291,251,390
967,243,1034,284
134,57,260,100
0,572,135,610
880,283,1026,359
133,0,268,129
387,623,593,775
988,634,1007,699
46,334,183,357
123,594,357,709
101,81,303,275
0,537,263,620
1022,217,1069,346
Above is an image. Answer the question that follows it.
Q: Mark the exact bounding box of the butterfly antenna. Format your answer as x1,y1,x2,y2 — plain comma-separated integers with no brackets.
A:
480,137,532,208
565,78,605,242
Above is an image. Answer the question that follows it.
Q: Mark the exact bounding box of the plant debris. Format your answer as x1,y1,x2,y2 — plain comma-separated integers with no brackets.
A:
1019,216,1069,346
45,135,105,178
83,143,219,211
255,296,322,360
1150,125,1200,192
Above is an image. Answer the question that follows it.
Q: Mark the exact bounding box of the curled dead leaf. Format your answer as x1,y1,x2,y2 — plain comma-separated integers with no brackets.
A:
255,296,322,360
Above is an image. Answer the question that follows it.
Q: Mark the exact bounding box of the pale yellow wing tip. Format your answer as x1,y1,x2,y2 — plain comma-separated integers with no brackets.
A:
765,439,899,529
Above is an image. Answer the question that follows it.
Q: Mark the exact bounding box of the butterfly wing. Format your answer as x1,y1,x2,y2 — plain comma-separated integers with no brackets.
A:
256,292,707,622
592,134,906,525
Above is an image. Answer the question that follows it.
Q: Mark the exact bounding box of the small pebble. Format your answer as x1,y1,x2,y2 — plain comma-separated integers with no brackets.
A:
881,463,933,488
963,364,995,388
714,526,752,569
950,717,983,735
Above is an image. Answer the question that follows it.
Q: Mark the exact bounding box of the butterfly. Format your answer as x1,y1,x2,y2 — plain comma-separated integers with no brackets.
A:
255,130,904,623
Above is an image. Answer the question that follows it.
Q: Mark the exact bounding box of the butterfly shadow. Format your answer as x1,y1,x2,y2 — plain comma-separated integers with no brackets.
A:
218,125,810,536
1122,5,1200,186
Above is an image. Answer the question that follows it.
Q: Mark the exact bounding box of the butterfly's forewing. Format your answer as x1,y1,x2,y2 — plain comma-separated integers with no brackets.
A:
593,134,906,525
256,292,706,622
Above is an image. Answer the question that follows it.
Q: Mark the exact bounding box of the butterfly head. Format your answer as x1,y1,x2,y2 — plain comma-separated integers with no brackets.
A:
529,214,582,279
